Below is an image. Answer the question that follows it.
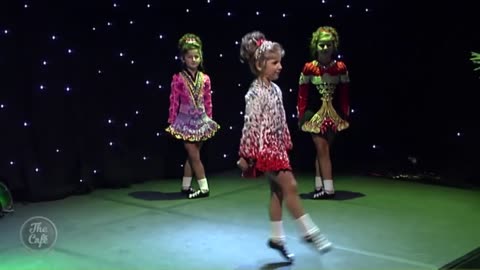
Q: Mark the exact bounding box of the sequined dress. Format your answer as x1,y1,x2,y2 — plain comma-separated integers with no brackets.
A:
297,60,350,134
165,70,220,142
239,79,293,172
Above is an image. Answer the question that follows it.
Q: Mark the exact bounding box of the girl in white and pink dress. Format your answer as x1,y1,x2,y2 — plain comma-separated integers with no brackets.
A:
236,31,333,263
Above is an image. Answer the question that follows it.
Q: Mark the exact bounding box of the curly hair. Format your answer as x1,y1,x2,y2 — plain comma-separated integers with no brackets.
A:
309,26,340,59
239,31,284,76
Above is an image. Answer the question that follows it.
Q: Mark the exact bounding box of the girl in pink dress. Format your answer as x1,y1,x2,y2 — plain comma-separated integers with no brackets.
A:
166,33,220,199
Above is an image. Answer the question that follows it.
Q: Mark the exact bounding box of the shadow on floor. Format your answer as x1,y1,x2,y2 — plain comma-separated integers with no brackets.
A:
300,190,366,201
259,261,293,270
440,247,480,269
128,191,186,201
235,261,293,270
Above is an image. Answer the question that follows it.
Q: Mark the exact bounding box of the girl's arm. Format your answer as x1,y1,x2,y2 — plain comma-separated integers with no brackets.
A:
337,83,350,119
203,75,213,118
167,75,180,124
297,63,312,120
338,62,350,119
472,51,480,72
239,89,264,162
278,88,293,150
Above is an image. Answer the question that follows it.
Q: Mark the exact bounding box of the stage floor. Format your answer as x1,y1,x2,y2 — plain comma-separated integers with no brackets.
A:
1,172,479,270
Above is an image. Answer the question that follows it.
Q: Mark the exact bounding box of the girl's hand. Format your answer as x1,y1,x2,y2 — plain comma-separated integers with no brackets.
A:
471,51,480,71
236,158,250,172
471,51,480,62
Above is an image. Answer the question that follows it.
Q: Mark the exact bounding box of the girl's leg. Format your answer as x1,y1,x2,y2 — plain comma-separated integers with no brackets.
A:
268,170,332,252
181,159,194,193
314,157,323,191
269,179,283,223
312,135,335,199
266,178,294,262
181,142,203,193
183,159,193,178
266,171,304,219
184,141,209,198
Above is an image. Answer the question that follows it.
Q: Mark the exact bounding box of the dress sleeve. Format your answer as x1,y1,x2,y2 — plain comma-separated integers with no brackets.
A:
297,63,311,120
203,74,213,118
239,88,264,161
278,88,293,150
167,74,181,124
337,62,350,119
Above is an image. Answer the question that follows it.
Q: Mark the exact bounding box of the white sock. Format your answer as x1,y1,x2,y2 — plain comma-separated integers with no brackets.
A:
270,221,286,244
323,179,334,194
197,178,209,192
295,214,319,237
182,177,193,189
315,176,323,190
